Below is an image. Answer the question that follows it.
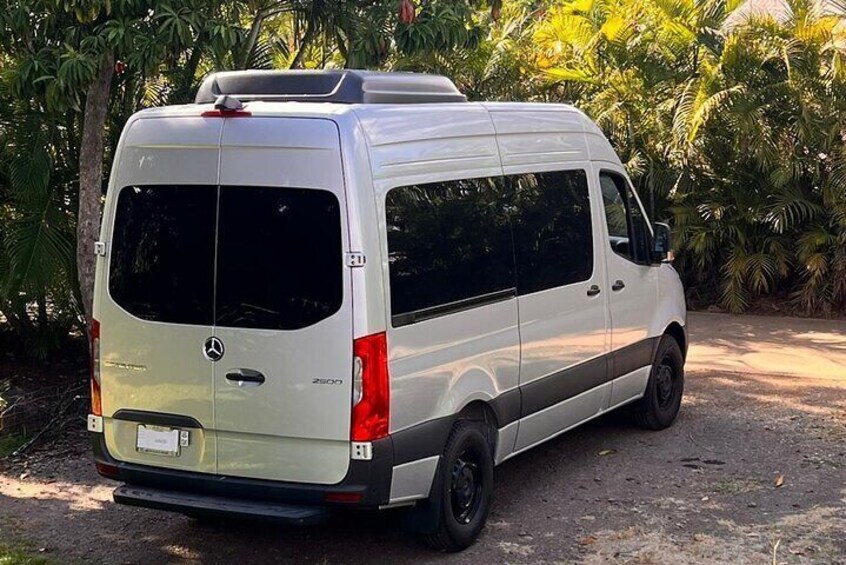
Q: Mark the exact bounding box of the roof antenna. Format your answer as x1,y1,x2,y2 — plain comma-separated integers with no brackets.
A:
214,95,244,112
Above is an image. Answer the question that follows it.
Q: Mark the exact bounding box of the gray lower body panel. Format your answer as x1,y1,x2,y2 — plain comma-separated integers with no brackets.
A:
114,485,330,525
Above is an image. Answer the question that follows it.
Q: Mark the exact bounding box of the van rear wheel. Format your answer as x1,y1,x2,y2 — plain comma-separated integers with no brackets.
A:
413,421,494,552
632,335,684,430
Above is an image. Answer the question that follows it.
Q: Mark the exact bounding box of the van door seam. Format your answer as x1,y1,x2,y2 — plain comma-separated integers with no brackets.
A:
482,105,522,455
333,117,357,482
211,118,226,475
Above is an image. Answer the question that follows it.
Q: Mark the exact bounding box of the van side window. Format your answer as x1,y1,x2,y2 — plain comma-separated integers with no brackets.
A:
110,185,216,325
386,177,516,326
599,172,652,264
509,170,593,293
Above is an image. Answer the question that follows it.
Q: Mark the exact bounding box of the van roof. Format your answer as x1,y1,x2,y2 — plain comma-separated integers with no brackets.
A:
133,100,584,119
128,100,620,167
137,71,598,141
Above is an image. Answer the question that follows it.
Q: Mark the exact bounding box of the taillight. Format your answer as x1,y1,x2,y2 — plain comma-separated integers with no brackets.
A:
90,319,102,416
95,461,119,480
351,332,390,441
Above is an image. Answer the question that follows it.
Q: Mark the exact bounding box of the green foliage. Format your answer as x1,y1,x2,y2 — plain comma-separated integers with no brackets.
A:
0,92,79,356
0,435,29,459
0,0,241,356
0,541,50,565
536,0,846,314
393,1,546,101
1,0,844,365
394,1,485,54
0,0,491,357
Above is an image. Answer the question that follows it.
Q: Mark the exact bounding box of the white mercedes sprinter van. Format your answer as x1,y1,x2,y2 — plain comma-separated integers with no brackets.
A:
88,70,687,551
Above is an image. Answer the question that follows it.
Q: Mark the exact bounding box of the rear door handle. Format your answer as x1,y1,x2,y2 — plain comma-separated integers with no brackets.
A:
226,369,265,387
612,280,626,291
586,285,601,296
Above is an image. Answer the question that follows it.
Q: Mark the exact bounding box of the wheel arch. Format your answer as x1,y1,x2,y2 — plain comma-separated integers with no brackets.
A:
663,321,688,360
454,400,499,454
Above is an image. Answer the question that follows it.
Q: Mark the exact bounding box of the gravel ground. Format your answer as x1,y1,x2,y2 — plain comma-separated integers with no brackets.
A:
1,312,844,564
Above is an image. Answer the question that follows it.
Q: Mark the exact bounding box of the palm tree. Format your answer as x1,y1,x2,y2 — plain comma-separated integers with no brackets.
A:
537,0,846,314
392,1,543,101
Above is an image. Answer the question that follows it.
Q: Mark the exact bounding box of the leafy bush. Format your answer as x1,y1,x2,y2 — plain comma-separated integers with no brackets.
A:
0,106,79,357
0,0,844,366
534,0,846,314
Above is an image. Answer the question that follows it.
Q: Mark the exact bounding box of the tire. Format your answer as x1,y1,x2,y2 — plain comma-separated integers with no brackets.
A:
632,334,684,430
413,420,494,552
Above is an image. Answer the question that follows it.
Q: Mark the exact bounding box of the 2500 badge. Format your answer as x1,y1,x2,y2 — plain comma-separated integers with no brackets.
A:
313,378,344,385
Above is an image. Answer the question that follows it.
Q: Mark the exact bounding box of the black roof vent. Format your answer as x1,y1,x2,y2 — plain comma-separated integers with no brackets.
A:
195,70,467,105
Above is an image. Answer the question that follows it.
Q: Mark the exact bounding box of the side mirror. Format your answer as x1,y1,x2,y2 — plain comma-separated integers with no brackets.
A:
652,222,674,263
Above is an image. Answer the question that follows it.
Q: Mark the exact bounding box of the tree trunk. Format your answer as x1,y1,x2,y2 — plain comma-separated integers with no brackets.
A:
241,6,295,69
335,30,349,67
180,38,205,98
0,306,23,335
77,53,114,335
241,12,266,69
37,295,48,327
289,20,316,69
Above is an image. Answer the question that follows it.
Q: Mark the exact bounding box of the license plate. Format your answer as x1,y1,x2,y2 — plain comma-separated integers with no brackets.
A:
136,425,180,457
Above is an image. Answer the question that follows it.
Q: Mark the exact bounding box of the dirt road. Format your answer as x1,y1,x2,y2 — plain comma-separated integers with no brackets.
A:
1,312,844,564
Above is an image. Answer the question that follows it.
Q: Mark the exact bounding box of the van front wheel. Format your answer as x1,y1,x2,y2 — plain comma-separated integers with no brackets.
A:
632,334,684,430
415,421,494,552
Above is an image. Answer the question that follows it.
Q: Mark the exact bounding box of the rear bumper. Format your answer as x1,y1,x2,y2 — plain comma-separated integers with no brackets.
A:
114,484,330,524
92,432,394,516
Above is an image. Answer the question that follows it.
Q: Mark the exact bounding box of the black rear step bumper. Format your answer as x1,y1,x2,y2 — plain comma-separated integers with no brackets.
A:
114,484,331,524
92,433,394,517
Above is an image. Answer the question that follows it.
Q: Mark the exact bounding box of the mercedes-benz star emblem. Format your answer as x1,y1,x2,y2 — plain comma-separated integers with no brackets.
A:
203,336,224,362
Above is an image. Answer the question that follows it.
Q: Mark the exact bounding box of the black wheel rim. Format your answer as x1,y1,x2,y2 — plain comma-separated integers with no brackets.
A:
449,448,483,525
655,354,677,410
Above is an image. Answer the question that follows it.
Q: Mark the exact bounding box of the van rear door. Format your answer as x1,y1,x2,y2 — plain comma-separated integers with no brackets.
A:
212,117,353,484
99,117,222,474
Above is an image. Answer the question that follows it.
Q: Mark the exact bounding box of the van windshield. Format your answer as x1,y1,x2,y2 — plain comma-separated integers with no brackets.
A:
109,185,343,330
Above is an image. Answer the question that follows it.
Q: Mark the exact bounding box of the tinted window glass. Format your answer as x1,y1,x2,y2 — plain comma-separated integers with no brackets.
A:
215,186,343,330
509,170,593,293
386,177,515,323
600,172,651,263
109,185,216,325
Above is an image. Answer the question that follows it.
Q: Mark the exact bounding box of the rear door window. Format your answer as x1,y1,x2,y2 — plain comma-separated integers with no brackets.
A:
109,185,216,325
109,185,343,330
215,186,343,330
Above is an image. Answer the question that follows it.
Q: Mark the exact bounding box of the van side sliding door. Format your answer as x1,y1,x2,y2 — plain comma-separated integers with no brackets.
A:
506,165,611,451
486,106,612,452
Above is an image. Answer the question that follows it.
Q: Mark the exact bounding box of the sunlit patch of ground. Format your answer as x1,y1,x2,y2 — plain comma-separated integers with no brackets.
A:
0,476,111,512
583,504,846,564
687,313,846,381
